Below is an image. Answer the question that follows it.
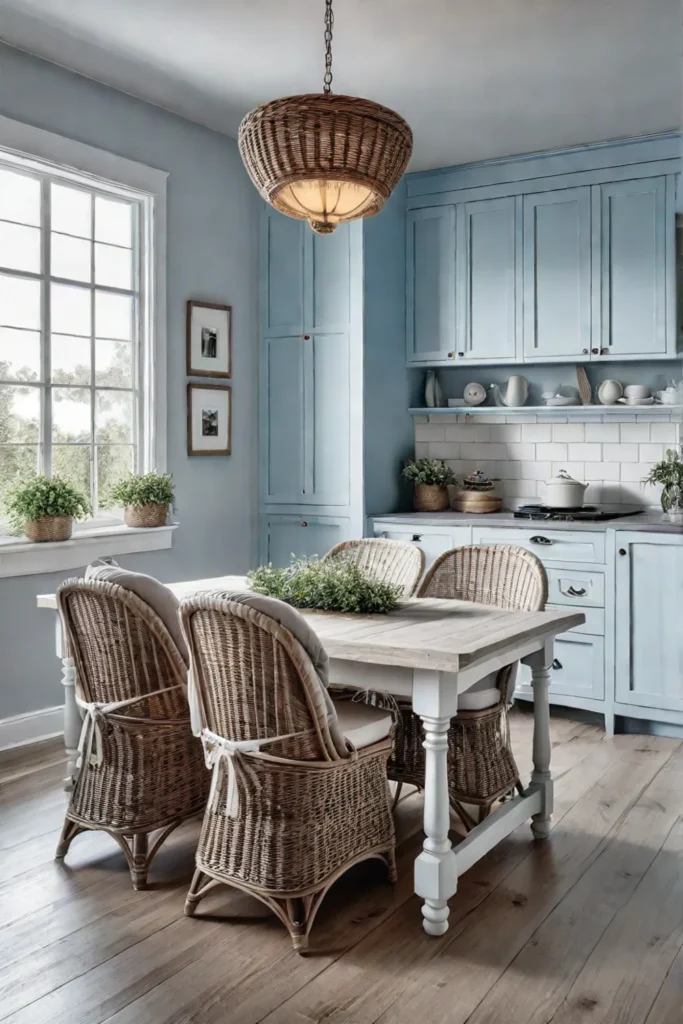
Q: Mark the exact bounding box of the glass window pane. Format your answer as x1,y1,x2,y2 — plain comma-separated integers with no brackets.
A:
51,184,91,238
97,444,133,507
52,386,91,443
95,291,132,340
51,233,91,283
0,445,39,520
0,274,41,329
0,384,40,442
52,444,91,500
51,283,91,336
96,339,132,388
96,389,133,444
0,222,40,274
52,335,91,386
95,197,132,248
94,243,132,290
0,169,40,227
0,329,41,382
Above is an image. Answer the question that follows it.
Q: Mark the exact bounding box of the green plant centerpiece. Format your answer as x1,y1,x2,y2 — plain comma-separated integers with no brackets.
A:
402,457,456,513
108,471,174,528
643,447,683,522
248,556,401,615
3,476,91,542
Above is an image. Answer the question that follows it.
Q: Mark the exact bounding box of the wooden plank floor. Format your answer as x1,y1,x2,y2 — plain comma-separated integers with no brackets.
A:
1,711,682,1024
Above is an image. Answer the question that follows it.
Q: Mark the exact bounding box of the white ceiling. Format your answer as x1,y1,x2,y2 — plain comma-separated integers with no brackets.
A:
0,0,679,171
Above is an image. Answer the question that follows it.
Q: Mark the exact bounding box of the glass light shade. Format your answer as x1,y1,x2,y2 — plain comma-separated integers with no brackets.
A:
275,178,378,234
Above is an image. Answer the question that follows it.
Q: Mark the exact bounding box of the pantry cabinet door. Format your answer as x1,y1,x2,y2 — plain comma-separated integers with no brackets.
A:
261,209,305,338
523,187,592,361
260,337,306,503
406,206,457,364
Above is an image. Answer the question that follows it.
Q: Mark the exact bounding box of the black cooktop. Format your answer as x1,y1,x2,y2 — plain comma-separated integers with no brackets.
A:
514,505,645,522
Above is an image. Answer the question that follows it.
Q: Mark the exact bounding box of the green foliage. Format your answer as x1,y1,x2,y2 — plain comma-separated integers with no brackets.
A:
248,556,401,615
643,446,683,509
106,471,175,509
402,458,456,486
3,475,91,533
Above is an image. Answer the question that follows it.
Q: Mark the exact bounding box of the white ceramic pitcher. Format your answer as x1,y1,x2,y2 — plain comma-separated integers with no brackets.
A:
490,375,529,408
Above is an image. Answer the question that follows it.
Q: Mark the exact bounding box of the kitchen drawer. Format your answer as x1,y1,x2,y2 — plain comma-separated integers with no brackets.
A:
547,568,605,608
547,603,604,636
472,527,605,565
372,523,471,569
517,632,605,701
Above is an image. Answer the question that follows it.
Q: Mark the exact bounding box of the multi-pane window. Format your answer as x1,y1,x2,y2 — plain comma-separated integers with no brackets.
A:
0,157,147,528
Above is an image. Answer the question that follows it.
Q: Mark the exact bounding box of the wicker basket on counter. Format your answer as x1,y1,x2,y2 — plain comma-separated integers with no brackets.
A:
413,483,450,512
25,515,73,542
124,503,168,529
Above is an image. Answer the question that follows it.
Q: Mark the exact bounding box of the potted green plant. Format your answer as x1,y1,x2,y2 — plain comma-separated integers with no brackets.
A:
248,556,400,614
108,471,175,528
3,476,91,542
643,447,683,523
402,458,456,512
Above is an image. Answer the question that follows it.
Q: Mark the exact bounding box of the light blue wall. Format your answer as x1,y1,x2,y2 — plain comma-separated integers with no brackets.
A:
0,43,260,719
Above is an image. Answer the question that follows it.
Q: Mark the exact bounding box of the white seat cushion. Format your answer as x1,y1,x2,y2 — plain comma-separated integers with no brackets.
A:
334,701,393,749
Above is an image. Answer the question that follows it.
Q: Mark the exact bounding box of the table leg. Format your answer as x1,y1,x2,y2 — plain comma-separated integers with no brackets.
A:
55,613,80,792
412,670,458,936
525,645,554,840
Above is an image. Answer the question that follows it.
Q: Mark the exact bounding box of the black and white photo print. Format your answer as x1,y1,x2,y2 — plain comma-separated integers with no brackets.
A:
187,301,232,377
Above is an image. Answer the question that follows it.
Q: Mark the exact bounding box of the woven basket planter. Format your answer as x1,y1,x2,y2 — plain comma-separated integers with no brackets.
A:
124,504,168,529
413,484,450,512
25,516,73,543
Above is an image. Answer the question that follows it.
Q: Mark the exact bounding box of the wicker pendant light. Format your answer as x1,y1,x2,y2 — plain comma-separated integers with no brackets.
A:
238,0,413,235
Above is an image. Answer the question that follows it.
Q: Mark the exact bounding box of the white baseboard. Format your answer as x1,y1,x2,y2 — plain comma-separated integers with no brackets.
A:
0,706,63,751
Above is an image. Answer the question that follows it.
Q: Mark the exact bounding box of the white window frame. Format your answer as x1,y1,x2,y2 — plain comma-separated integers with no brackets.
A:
0,114,171,578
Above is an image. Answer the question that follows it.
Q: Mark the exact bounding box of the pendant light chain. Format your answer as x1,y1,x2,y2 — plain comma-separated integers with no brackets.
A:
323,0,334,94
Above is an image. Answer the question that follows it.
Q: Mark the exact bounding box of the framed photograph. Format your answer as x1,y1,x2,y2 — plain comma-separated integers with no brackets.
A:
187,383,232,456
186,300,232,378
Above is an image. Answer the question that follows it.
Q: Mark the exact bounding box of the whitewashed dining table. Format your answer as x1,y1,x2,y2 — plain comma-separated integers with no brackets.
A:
38,574,584,936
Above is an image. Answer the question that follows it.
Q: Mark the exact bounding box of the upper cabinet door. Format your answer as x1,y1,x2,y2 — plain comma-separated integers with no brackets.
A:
407,206,457,364
260,336,306,503
261,209,305,338
598,177,673,358
304,333,351,505
523,187,592,361
306,225,353,334
458,196,518,361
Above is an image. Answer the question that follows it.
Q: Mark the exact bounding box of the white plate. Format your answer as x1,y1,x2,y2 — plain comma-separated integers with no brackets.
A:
618,397,654,406
545,396,579,407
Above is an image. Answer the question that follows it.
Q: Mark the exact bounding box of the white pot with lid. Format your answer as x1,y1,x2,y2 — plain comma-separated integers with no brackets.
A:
545,469,589,508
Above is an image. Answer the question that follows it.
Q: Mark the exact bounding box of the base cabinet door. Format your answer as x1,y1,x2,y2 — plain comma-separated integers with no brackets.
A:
261,515,350,568
615,533,683,714
372,523,472,570
517,630,605,701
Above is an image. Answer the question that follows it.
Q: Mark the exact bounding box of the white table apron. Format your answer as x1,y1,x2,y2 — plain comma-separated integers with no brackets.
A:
38,577,577,937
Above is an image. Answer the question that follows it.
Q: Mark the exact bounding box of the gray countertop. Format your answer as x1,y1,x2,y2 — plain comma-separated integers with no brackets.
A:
371,509,683,534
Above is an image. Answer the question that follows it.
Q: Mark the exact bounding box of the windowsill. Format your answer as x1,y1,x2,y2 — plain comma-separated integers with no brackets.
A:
0,522,177,579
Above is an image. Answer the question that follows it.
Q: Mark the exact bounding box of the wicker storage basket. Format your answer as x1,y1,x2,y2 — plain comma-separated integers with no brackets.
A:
25,516,73,542
124,503,168,529
413,484,450,512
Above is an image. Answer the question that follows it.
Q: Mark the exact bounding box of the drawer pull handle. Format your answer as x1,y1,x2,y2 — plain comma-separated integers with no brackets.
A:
300,520,308,527
566,586,587,597
552,658,562,670
619,548,627,556
530,535,552,545
412,534,422,542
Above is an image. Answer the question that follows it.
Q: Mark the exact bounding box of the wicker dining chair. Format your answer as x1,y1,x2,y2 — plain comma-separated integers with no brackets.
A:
323,538,425,596
179,590,396,952
390,545,548,830
55,578,209,889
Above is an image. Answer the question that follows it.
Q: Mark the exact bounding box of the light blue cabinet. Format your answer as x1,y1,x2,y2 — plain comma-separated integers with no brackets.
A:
598,177,674,358
261,211,305,338
261,514,350,568
406,206,456,364
458,196,519,361
261,336,305,503
523,187,592,361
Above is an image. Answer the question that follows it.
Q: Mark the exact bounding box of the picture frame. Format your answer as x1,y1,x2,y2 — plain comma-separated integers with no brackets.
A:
186,300,232,378
187,382,232,456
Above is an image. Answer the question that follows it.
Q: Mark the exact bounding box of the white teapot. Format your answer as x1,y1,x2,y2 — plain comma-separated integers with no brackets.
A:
546,470,589,508
490,375,529,408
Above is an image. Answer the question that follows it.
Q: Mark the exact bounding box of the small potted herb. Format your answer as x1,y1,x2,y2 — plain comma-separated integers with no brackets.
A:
402,458,456,512
108,471,175,529
643,447,683,523
248,556,401,614
3,476,91,542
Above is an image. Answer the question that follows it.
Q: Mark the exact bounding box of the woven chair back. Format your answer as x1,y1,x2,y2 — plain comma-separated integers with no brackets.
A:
180,593,344,763
418,545,548,612
57,578,189,718
324,538,425,596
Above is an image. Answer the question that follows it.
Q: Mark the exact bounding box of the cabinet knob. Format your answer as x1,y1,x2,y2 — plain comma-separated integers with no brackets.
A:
619,548,627,556
447,352,455,359
302,334,311,341
552,658,563,671
582,349,589,355
300,520,308,527
591,348,599,355
411,534,422,542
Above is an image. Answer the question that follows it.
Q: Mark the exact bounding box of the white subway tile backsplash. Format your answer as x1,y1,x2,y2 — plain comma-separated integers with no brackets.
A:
490,424,522,442
584,484,603,504
620,462,653,482
429,442,458,459
650,422,678,443
604,443,638,462
551,423,585,442
444,424,475,442
460,442,508,461
414,442,430,459
414,415,429,425
474,425,492,441
502,480,543,499
584,462,620,481
568,443,602,462
536,442,568,461
552,462,584,480
507,414,537,424
620,423,650,442
416,424,445,442
505,442,537,461
639,443,664,462
471,413,508,424
488,460,522,480
521,461,552,481
584,423,620,442
521,423,552,442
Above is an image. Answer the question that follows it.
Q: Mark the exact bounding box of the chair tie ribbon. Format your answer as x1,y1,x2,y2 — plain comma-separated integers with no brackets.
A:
201,726,311,818
75,684,183,770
